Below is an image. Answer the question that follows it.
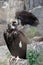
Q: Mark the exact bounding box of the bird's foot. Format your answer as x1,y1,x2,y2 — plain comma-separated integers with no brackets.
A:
16,56,21,62
9,56,21,62
9,56,21,63
9,56,16,62
9,56,22,65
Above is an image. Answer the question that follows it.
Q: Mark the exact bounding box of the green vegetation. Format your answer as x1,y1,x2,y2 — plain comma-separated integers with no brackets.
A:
37,52,43,65
26,50,39,65
0,59,7,65
5,51,11,58
26,27,40,38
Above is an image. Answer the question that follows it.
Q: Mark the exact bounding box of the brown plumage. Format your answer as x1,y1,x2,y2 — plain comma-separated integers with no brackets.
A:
3,24,28,59
15,11,39,26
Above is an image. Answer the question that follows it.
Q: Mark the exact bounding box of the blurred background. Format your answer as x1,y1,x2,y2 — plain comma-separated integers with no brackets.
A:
0,0,43,65
0,0,43,46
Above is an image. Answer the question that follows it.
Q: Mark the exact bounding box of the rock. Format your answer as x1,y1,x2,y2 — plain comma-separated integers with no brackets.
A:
9,58,29,65
27,36,43,51
0,45,11,65
32,36,43,42
26,36,43,65
31,6,43,36
0,24,7,46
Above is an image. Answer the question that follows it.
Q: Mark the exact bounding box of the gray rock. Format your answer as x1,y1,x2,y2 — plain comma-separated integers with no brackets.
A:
9,58,29,65
31,6,43,36
0,24,7,46
27,36,43,52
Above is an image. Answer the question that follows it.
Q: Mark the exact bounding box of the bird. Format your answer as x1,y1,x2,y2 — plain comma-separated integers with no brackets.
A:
3,11,39,60
3,21,29,59
15,11,39,26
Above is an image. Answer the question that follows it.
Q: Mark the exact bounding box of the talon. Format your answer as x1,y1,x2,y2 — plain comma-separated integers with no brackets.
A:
10,56,15,62
16,56,21,62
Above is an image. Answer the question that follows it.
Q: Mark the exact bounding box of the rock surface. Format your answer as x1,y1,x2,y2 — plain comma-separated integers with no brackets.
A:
27,36,43,51
31,6,43,36
0,45,30,65
0,45,11,65
10,59,29,65
0,24,7,46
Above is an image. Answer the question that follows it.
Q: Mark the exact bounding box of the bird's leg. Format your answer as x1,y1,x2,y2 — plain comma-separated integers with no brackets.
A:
9,56,21,63
9,56,16,65
16,56,21,62
9,56,16,62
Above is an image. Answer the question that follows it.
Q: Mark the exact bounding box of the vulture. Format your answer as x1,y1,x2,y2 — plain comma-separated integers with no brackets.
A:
3,22,28,59
15,11,39,26
3,11,39,59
